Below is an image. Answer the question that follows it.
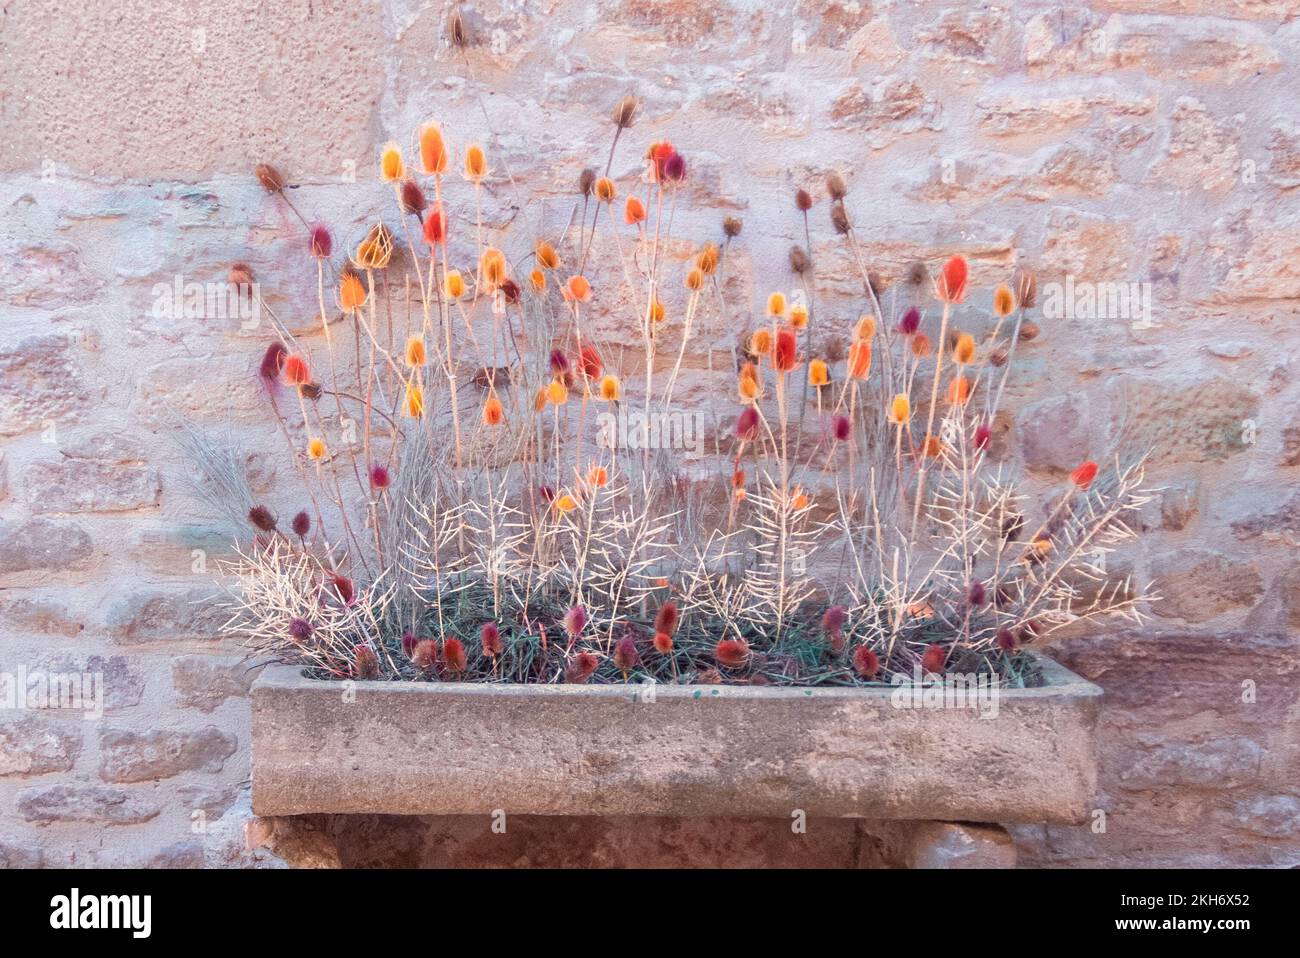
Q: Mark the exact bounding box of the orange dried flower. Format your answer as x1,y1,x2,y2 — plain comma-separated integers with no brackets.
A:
789,304,808,329
553,493,578,513
946,375,971,405
624,196,646,225
911,333,932,359
404,384,425,417
354,223,395,270
463,143,488,184
423,208,447,247
922,433,943,457
483,394,504,426
750,329,772,356
418,122,449,175
444,270,465,300
848,340,872,379
715,638,750,669
685,267,704,291
598,374,621,401
888,393,911,425
340,270,367,312
307,437,326,460
480,247,507,288
993,283,1015,318
808,359,830,387
404,336,427,367
696,243,719,275
935,254,969,304
854,315,876,341
594,177,616,203
648,298,665,324
564,275,592,303
953,332,975,365
546,378,568,405
588,465,608,488
767,291,787,317
529,268,546,292
535,240,560,270
653,632,673,655
579,345,603,381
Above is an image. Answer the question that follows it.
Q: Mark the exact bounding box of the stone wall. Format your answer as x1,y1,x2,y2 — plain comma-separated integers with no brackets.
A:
1,0,1298,867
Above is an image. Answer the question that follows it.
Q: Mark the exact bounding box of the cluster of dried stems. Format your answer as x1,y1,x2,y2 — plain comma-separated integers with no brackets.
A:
209,72,1156,687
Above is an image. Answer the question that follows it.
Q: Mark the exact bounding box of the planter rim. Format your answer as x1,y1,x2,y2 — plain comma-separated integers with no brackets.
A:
252,650,1101,700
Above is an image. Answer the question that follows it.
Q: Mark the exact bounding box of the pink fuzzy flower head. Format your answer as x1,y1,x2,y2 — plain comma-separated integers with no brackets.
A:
654,601,679,637
663,151,687,183
481,622,503,657
566,650,600,684
369,464,391,489
897,307,921,335
291,510,310,538
563,605,587,639
613,635,639,673
822,605,847,635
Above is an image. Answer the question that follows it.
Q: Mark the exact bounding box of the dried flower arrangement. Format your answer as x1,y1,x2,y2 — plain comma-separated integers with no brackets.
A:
208,91,1157,689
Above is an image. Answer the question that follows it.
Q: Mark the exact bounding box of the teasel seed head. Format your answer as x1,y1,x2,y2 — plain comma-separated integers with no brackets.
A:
774,328,798,372
447,6,467,46
954,332,976,365
612,93,638,130
579,168,596,196
974,422,992,451
830,203,850,234
422,207,448,246
405,335,427,367
897,306,921,336
535,239,560,270
369,464,391,489
921,643,946,676
563,604,587,640
404,384,425,417
736,406,759,441
354,644,380,680
990,346,1009,367
654,601,679,637
722,215,743,238
613,636,639,673
442,637,467,674
292,511,310,537
826,171,847,200
795,188,813,212
935,254,969,304
833,413,851,441
281,353,311,387
888,393,911,425
852,646,880,679
566,650,600,684
1070,460,1099,489
696,243,720,275
789,245,809,274
255,163,286,193
379,141,405,182
480,622,503,657
412,639,438,670
418,122,449,175
482,394,504,426
401,632,419,657
1019,321,1040,342
848,339,872,379
309,224,333,259
248,505,277,533
790,303,808,329
996,628,1017,652
1013,266,1037,308
625,196,646,225
400,179,426,215
968,581,987,607
259,342,287,384
822,604,847,635
653,631,673,655
594,176,616,203
809,358,830,387
993,283,1015,318
288,618,313,641
905,260,930,291
715,637,751,669
463,143,488,184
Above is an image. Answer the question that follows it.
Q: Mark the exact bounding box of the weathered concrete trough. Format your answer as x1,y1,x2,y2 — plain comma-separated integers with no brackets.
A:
250,653,1101,824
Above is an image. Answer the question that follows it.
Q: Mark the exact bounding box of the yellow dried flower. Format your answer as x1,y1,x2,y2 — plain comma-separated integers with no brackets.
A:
598,374,621,401
790,304,808,329
855,315,876,341
404,384,425,418
479,247,506,288
554,493,578,514
954,332,976,365
888,393,911,425
530,268,546,292
649,298,665,324
546,378,568,405
444,270,465,300
380,142,405,183
354,223,395,270
993,284,1016,318
418,122,448,175
766,292,786,317
808,358,829,387
307,438,326,460
750,328,772,356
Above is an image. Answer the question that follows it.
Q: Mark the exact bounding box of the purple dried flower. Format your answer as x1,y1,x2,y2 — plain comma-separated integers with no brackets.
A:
288,618,313,641
248,505,277,533
291,511,310,538
897,307,921,336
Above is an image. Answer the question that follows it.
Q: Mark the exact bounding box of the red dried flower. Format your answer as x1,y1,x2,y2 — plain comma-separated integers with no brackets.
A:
538,484,555,503
822,605,847,635
921,643,946,675
412,639,438,669
715,637,750,669
549,348,570,375
995,628,1016,652
281,354,311,387
613,636,639,673
579,344,603,381
442,637,467,674
663,152,686,182
291,511,310,537
832,414,851,442
653,601,679,637
852,645,880,679
653,631,673,654
935,255,969,304
897,307,921,335
259,342,287,383
422,207,447,246
563,605,587,639
481,622,503,657
1070,460,1098,490
400,179,426,215
566,651,600,684
309,225,332,259
736,406,759,441
330,574,355,606
773,328,798,373
974,423,992,451
968,581,986,607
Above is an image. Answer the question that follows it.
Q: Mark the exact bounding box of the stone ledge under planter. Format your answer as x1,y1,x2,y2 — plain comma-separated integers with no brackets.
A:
251,652,1101,826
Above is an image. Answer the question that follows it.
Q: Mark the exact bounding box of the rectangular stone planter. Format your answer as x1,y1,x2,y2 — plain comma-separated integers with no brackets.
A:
251,653,1101,824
